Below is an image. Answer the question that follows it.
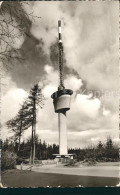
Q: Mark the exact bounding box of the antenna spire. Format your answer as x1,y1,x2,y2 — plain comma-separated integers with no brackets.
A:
58,20,64,90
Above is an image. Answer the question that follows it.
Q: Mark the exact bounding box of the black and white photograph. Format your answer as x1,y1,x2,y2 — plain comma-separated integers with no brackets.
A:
0,0,119,187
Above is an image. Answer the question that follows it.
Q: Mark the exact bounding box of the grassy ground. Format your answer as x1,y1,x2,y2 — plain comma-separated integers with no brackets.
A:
2,169,119,187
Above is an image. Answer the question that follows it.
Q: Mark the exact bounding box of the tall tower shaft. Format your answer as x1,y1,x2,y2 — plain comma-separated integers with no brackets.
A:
51,21,73,157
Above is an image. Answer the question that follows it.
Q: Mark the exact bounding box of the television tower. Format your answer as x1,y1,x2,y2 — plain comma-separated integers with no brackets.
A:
51,21,73,158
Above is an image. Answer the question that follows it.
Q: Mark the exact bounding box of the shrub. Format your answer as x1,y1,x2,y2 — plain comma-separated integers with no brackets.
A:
1,150,17,171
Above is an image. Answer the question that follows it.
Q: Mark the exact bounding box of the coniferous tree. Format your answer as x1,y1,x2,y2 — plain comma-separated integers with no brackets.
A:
6,103,31,153
26,83,44,164
105,137,115,160
97,141,103,150
96,141,104,160
106,137,113,150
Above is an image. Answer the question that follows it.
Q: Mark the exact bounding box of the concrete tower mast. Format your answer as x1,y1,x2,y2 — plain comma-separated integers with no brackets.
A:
51,21,73,159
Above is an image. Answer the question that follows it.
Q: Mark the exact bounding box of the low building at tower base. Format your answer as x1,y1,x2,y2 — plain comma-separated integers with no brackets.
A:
53,154,75,163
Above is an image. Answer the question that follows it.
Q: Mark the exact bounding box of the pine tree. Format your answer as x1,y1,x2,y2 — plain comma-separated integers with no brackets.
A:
26,83,44,164
97,141,103,150
96,141,104,160
105,137,114,160
6,103,31,153
106,137,113,150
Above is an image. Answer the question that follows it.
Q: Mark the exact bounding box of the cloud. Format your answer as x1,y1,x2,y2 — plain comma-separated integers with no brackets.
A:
103,108,111,117
1,1,119,147
28,1,62,54
1,85,28,140
65,75,83,92
68,127,119,148
0,2,3,7
1,86,27,124
28,1,119,114
73,94,101,118
36,65,118,147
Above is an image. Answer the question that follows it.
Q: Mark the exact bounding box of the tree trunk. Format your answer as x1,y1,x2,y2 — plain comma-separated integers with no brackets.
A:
18,118,23,153
31,97,36,164
18,135,21,152
31,123,34,164
33,103,36,163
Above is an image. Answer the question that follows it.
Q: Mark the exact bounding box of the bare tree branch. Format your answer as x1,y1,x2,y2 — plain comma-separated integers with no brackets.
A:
0,1,41,66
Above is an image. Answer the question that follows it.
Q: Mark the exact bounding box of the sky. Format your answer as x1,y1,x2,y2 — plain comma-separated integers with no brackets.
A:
0,1,119,148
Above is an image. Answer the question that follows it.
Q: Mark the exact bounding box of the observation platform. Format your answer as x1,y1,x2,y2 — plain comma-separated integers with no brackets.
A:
51,89,73,113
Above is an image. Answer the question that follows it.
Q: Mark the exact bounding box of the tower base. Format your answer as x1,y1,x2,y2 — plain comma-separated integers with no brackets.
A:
53,154,74,160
